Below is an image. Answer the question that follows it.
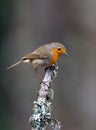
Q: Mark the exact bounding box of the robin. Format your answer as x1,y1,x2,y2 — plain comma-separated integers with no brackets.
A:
7,42,68,80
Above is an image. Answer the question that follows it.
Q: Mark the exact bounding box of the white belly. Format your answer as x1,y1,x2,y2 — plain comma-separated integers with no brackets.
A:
32,59,44,68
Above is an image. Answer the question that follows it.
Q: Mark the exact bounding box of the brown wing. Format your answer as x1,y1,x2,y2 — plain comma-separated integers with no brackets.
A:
21,44,52,60
21,51,50,60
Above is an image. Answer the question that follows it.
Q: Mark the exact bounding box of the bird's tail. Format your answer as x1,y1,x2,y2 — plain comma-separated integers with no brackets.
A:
6,60,23,70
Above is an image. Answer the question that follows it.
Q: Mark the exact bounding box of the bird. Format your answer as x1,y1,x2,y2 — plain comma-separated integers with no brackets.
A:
7,42,68,80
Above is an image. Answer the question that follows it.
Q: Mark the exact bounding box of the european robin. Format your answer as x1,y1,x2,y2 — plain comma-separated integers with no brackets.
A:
7,42,68,80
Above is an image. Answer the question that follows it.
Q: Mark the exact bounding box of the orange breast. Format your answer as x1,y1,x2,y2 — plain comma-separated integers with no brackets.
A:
50,48,60,65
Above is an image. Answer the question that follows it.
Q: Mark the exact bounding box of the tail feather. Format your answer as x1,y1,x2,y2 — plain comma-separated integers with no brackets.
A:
6,60,23,70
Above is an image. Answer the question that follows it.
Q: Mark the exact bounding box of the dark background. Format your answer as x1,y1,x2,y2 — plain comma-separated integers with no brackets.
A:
0,0,96,130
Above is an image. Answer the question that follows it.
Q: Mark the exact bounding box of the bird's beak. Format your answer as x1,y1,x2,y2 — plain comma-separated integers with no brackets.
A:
65,52,68,56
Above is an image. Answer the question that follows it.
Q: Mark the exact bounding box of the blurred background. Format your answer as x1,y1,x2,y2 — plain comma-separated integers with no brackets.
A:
0,0,96,130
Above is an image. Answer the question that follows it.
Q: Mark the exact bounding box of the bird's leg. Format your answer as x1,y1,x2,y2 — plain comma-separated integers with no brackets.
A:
40,66,52,86
35,68,49,87
35,68,43,83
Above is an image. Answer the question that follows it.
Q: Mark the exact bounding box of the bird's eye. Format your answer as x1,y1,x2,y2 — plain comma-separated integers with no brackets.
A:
58,48,61,51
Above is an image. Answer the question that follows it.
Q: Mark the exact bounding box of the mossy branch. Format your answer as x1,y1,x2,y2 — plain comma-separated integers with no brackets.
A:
29,64,61,130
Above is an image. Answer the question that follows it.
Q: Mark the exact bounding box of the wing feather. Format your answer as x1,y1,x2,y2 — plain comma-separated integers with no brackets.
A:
21,51,49,60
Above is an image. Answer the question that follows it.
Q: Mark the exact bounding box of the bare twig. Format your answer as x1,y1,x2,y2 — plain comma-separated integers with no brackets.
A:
29,64,61,130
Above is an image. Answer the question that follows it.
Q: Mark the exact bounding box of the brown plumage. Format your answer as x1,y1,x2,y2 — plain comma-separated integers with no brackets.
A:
7,42,68,72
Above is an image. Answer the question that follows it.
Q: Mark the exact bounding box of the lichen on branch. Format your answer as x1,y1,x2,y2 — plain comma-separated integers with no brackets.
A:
29,64,61,130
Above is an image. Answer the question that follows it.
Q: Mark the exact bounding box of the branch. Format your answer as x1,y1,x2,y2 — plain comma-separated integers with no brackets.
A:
29,64,61,130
